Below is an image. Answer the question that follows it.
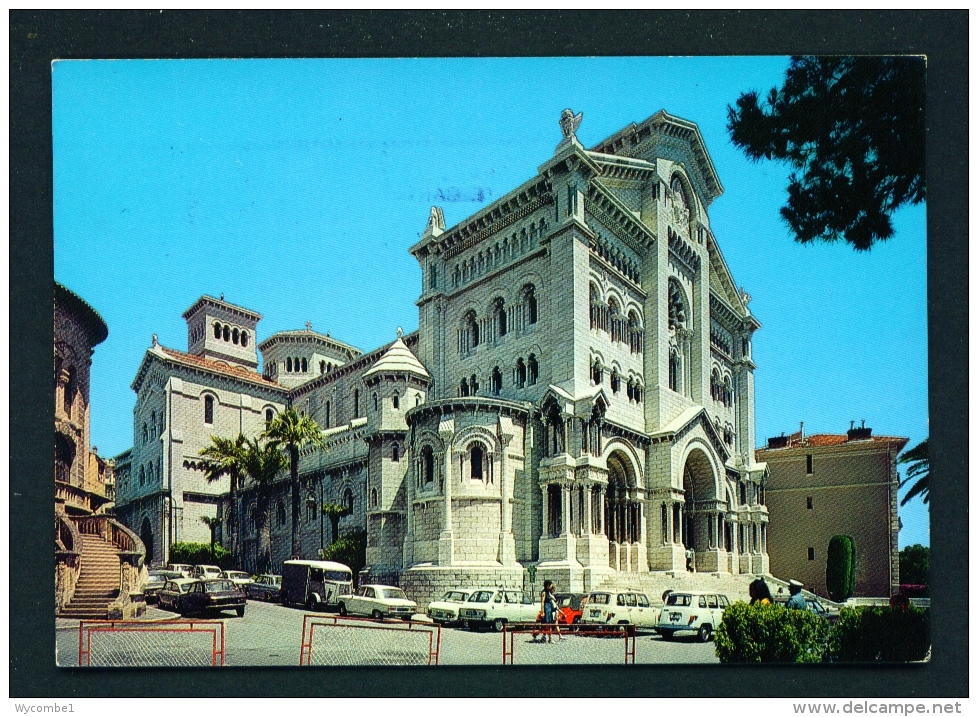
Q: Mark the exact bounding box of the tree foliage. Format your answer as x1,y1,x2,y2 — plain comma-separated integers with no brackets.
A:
727,56,925,251
825,606,929,662
321,528,367,580
169,541,232,569
321,502,351,545
826,535,857,603
899,544,929,588
199,433,248,564
715,602,829,663
263,408,328,559
898,437,929,506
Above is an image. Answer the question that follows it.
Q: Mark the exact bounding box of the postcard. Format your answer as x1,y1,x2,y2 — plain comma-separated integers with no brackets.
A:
52,56,930,669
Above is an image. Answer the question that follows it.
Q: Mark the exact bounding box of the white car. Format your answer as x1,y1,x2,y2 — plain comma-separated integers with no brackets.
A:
192,564,223,580
458,588,537,632
656,591,730,642
223,570,254,591
581,590,660,630
427,589,476,624
338,584,418,620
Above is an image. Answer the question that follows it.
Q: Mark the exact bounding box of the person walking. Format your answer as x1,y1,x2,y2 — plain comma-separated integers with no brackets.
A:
540,580,564,643
786,579,808,610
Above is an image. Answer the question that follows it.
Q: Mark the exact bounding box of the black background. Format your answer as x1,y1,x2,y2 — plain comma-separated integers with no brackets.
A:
10,10,968,698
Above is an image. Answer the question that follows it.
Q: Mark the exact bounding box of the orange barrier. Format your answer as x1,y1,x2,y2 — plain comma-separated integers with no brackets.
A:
78,619,225,667
501,622,637,664
299,614,441,666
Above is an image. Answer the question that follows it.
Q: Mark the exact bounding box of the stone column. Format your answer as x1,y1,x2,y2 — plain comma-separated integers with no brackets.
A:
583,484,593,534
541,485,550,537
437,418,455,566
497,433,516,565
561,484,571,536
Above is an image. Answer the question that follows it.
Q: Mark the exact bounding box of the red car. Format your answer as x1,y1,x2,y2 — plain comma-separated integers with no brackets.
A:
536,593,588,626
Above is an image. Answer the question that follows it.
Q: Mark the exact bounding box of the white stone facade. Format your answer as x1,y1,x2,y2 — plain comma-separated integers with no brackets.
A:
115,110,770,602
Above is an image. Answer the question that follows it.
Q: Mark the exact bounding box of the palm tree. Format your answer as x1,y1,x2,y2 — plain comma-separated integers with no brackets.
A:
898,437,929,506
263,409,327,559
200,434,248,566
239,436,288,572
321,502,351,544
200,515,223,563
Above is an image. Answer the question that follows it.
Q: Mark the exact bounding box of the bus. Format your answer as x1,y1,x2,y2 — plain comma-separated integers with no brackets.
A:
281,560,354,611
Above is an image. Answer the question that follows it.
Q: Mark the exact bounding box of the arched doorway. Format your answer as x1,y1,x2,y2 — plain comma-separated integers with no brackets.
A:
681,448,718,561
140,517,154,565
605,451,641,545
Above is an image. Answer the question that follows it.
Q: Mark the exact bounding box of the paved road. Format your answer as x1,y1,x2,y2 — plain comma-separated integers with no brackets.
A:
57,600,719,667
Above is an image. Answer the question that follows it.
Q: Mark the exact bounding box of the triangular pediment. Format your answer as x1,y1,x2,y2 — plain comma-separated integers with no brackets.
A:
707,233,748,316
652,406,730,464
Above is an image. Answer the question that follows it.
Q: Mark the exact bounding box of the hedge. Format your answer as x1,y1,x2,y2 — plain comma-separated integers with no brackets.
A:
826,535,857,603
825,606,930,662
168,542,233,569
715,602,829,663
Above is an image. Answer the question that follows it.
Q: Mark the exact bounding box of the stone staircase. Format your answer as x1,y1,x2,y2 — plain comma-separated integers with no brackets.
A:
59,534,121,619
592,570,759,603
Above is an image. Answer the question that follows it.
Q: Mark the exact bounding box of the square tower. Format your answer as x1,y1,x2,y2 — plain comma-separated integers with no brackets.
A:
182,295,262,369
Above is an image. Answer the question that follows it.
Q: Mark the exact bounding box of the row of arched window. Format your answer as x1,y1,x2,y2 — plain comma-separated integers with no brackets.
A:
591,359,644,402
137,457,162,488
710,326,732,356
213,322,249,347
457,285,538,355
141,409,165,444
58,361,78,418
459,354,539,397
589,287,644,354
711,370,734,408
451,219,549,289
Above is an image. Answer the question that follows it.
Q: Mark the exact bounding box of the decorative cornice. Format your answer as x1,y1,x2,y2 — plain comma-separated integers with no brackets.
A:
442,194,552,261
258,331,361,360
584,182,656,255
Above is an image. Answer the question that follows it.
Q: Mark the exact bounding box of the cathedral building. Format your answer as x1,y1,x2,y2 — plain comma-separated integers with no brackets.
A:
114,109,769,602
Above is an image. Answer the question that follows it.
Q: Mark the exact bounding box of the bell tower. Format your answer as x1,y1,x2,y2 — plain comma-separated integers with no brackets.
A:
182,295,262,369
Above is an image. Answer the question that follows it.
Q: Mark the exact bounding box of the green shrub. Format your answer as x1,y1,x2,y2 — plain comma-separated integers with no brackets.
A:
168,542,232,569
321,529,366,579
825,606,929,662
826,535,856,602
715,602,829,663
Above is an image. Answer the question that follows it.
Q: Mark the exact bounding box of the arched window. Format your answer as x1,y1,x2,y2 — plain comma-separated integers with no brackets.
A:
142,422,148,444
421,445,435,485
353,389,360,418
241,331,248,347
320,361,326,374
139,465,145,487
469,374,479,395
343,488,354,512
307,497,317,522
373,393,379,411
668,280,688,332
592,359,603,386
515,358,527,388
276,500,286,527
668,348,680,393
265,408,274,428
301,358,308,373
470,444,484,481
370,488,378,508
524,285,538,325
286,357,293,372
494,298,507,337
327,363,333,372
392,392,400,410
491,366,502,396
459,378,469,397
466,310,479,349
324,401,331,428
232,328,240,345
204,395,214,424
611,369,621,394
528,355,539,385
214,323,221,339
672,175,689,214
63,367,76,416
223,325,230,342
392,443,400,462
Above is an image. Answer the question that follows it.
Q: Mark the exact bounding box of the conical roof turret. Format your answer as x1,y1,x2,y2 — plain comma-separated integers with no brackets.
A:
363,328,430,381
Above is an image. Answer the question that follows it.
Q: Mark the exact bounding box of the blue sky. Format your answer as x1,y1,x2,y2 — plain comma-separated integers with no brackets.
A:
53,57,929,547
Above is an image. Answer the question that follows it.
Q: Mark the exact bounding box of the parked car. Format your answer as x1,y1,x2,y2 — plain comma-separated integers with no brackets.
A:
166,563,194,578
458,588,537,632
427,589,476,624
247,574,282,602
338,584,417,620
143,570,182,604
281,560,354,611
223,570,254,591
157,577,198,612
179,578,247,617
536,593,588,626
581,590,660,630
656,591,730,642
774,595,840,624
191,564,223,580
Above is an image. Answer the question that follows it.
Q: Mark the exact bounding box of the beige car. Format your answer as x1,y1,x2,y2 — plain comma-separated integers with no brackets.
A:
338,585,418,620
427,588,476,625
657,591,730,642
581,590,660,630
